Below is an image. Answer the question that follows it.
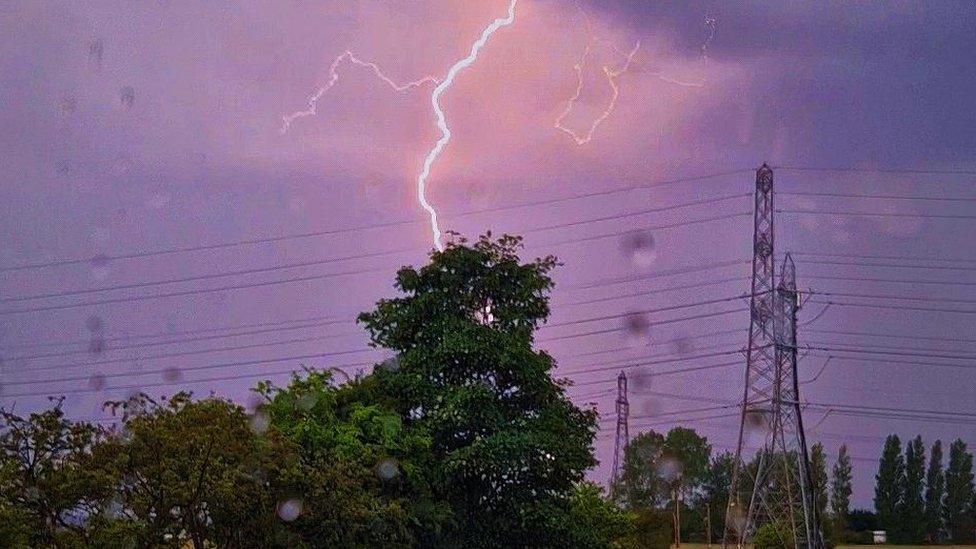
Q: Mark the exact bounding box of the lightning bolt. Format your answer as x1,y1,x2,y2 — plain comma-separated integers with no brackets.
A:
417,0,518,251
280,51,438,134
554,39,640,146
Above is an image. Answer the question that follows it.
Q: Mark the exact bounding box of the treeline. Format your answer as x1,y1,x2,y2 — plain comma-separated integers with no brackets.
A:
874,435,975,544
0,236,644,548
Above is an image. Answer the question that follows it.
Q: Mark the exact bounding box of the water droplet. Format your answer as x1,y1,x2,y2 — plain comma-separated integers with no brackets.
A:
90,254,111,281
119,86,135,108
88,337,107,355
86,315,105,333
88,39,104,64
276,498,303,521
89,373,107,391
162,367,182,382
622,312,650,346
58,94,77,116
376,458,399,480
621,231,656,268
250,411,269,434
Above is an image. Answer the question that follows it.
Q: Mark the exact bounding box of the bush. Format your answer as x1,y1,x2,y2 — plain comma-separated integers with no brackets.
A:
753,523,789,549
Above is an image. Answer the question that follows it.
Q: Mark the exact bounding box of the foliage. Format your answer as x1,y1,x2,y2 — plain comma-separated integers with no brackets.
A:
898,435,926,543
810,443,829,524
923,439,945,542
0,399,126,548
100,392,297,548
564,482,635,548
875,434,904,536
943,438,974,543
700,451,735,543
753,522,789,549
254,369,446,547
615,427,711,510
357,234,599,547
830,444,853,529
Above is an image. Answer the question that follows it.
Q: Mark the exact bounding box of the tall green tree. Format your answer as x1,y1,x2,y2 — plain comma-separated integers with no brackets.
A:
810,443,829,525
615,427,711,512
100,392,297,548
255,370,446,547
0,401,127,548
899,435,926,543
874,434,904,537
701,451,736,543
924,439,945,543
357,234,599,547
830,444,853,531
944,438,975,543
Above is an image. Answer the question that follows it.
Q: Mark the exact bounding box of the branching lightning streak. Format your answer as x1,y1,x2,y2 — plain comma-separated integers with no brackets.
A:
554,40,641,146
280,51,439,134
416,0,517,251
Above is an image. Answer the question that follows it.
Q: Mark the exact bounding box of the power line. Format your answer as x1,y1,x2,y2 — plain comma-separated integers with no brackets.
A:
0,218,751,317
806,327,976,346
777,208,976,221
780,191,976,204
803,274,976,288
793,250,976,264
808,298,976,315
1,168,753,273
775,165,976,176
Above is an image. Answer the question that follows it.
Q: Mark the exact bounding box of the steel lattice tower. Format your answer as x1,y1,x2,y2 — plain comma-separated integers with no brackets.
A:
610,370,629,494
723,165,822,548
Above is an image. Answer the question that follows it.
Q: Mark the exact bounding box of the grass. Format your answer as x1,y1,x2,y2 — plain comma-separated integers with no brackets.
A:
671,545,976,549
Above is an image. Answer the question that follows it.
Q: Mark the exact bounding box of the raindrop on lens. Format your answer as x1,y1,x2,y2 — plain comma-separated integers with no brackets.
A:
162,367,182,382
89,373,107,391
88,337,107,355
119,86,135,108
623,313,650,346
86,315,104,333
250,411,269,434
377,458,399,480
621,231,656,268
276,499,302,521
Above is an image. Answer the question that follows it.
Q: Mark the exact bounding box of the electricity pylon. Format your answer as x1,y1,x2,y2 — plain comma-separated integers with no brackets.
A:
723,165,822,548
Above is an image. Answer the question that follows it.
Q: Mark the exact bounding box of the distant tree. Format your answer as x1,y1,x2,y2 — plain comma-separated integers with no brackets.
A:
944,438,975,543
564,482,635,548
615,427,711,512
847,509,878,533
923,439,946,542
899,435,926,543
874,434,904,537
357,234,599,547
0,400,126,548
100,392,296,548
701,451,736,542
810,443,829,523
830,444,853,531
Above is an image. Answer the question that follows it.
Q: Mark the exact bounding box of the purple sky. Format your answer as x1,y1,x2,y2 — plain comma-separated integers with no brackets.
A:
2,1,975,508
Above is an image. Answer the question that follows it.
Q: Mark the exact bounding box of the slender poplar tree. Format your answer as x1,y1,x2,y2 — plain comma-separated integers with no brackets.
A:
924,439,945,543
944,439,975,543
875,435,904,538
830,444,853,532
899,436,926,543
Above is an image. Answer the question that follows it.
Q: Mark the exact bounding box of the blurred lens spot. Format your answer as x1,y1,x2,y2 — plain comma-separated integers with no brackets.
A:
631,369,653,390
671,336,695,356
623,313,650,346
276,498,303,521
88,39,104,64
621,231,656,268
380,356,400,372
250,411,269,434
91,254,111,281
377,458,399,480
162,367,182,382
119,86,135,108
88,373,107,391
86,315,105,332
658,456,683,482
58,94,77,116
88,336,107,355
